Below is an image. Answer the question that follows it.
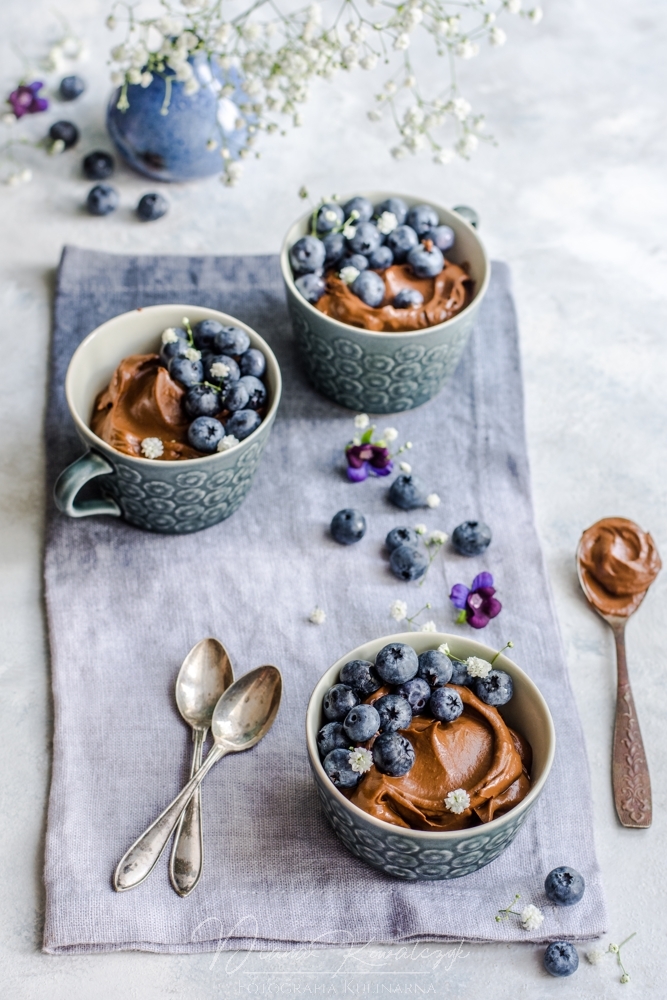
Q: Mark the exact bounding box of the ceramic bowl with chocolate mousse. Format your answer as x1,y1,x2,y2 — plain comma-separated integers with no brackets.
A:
54,304,281,534
306,632,554,880
280,193,489,414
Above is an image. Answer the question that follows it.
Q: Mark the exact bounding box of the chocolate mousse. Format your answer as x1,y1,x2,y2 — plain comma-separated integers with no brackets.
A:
578,517,662,617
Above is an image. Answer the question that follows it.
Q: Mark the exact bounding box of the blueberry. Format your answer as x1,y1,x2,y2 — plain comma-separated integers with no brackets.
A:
375,642,419,685
430,687,464,722
240,375,267,410
168,356,204,387
375,197,408,226
323,748,361,789
160,331,190,364
188,416,225,453
315,202,344,234
367,245,394,271
137,192,169,221
375,694,413,733
205,353,240,384
296,272,326,304
225,409,261,440
323,683,359,721
49,120,79,149
396,677,431,715
347,221,381,257
59,75,85,101
317,722,349,758
450,659,473,687
343,704,381,742
344,253,369,272
290,235,326,275
474,670,513,706
330,508,367,545
544,867,586,907
407,243,445,279
184,385,222,419
323,232,346,267
417,650,453,688
351,271,385,308
543,942,579,978
387,225,419,263
452,205,479,229
343,195,373,223
389,544,428,582
388,474,428,510
424,225,455,253
385,526,420,552
221,380,250,411
82,150,114,180
193,319,224,352
406,204,439,237
86,183,119,216
393,288,424,309
239,348,266,378
373,733,415,776
213,325,251,356
451,520,492,556
340,659,381,697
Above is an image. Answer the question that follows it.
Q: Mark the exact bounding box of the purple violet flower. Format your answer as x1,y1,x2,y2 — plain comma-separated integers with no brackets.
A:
346,443,393,483
8,81,48,118
450,572,502,629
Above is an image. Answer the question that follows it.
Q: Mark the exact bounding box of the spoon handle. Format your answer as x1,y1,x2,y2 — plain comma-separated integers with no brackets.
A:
169,728,206,897
611,623,652,828
113,744,225,892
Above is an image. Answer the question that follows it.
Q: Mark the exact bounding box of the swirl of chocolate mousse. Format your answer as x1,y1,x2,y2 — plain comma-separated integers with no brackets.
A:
91,354,202,461
579,517,661,617
316,260,472,332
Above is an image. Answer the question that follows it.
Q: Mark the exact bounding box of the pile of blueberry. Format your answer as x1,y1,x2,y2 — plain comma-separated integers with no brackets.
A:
317,641,513,791
159,318,269,454
289,195,455,309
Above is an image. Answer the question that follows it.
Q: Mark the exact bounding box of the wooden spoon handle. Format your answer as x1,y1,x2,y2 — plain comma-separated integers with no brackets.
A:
612,624,652,828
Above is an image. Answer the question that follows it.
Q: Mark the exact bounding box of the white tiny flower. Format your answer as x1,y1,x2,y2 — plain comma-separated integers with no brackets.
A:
404,74,416,88
506,0,521,11
376,211,398,236
456,39,479,59
140,72,153,88
620,974,630,984
206,138,217,151
414,524,427,535
111,44,127,62
367,109,382,122
349,747,373,774
360,53,378,71
399,461,412,473
421,620,436,632
340,265,360,285
489,26,507,46
429,530,448,545
19,168,32,183
405,8,423,26
2,112,17,125
127,68,142,85
393,33,411,51
105,14,117,29
451,97,471,121
342,219,357,239
141,437,164,460
49,139,66,156
457,134,479,157
210,362,230,379
185,347,201,362
391,145,408,160
405,441,412,449
445,788,470,814
438,643,450,655
520,904,544,931
309,606,326,625
389,599,408,622
426,493,441,508
217,434,240,452
214,23,233,45
528,6,543,23
433,148,454,166
484,12,497,24
354,413,370,430
586,948,606,966
161,328,179,345
382,427,398,442
384,80,397,95
466,656,492,678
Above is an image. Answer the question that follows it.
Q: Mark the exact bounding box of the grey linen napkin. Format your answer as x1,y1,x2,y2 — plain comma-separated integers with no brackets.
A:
43,246,607,954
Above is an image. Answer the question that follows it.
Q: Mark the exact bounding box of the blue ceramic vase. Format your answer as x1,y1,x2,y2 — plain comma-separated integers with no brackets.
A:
107,55,247,182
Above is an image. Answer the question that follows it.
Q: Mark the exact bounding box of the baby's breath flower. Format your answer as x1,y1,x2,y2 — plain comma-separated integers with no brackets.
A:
367,109,382,122
520,904,544,931
457,134,479,156
141,437,164,459
376,211,398,235
433,148,454,165
393,33,411,51
354,413,370,430
210,361,230,379
456,39,479,59
340,265,360,285
438,642,450,655
415,524,427,535
390,599,408,621
391,144,408,160
420,620,436,632
586,948,606,965
383,427,398,442
466,656,492,678
185,347,201,362
49,139,66,156
506,0,522,11
399,461,412,473
426,493,441,508
451,97,472,120
528,6,543,22
360,53,378,70
161,328,179,344
140,71,153,87
349,747,373,773
217,434,240,452
445,788,470,814
309,606,326,625
489,26,507,46
428,530,448,545
620,974,630,984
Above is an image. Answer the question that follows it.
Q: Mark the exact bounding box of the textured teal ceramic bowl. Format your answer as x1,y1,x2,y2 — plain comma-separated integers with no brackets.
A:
280,193,490,413
54,304,281,533
306,632,555,881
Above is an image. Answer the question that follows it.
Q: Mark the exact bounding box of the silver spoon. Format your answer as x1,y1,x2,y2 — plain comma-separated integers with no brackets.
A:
169,638,234,897
114,665,282,892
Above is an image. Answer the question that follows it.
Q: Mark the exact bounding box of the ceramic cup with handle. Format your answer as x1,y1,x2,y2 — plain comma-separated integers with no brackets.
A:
54,304,281,534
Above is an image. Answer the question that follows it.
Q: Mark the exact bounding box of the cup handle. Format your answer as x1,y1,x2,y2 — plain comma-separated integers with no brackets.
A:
54,450,121,519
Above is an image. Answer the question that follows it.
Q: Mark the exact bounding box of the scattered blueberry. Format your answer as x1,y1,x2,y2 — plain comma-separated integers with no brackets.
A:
221,380,250,411
396,677,431,715
451,520,492,556
407,242,445,279
49,120,79,149
317,721,349,758
450,659,473,687
59,75,85,101
375,694,413,733
225,409,261,439
386,224,419,263
295,272,326,304
417,650,453,688
543,942,579,978
474,670,513,707
194,319,224,352
424,225,455,253
347,221,381,257
315,202,344,234
375,642,419,685
184,385,222,419
137,192,169,221
367,245,394,271
430,687,464,722
388,473,428,509
82,150,114,180
290,235,326,275
188,415,225,453
323,232,346,267
205,353,240,384
340,659,381,697
331,508,367,545
544,867,586,907
343,195,374,222
239,375,267,410
169,355,204,388
393,288,424,309
385,526,420,552
375,197,408,226
239,348,266,378
389,544,428,582
373,733,415,776
343,704,381,742
452,205,479,229
213,325,251,356
86,183,119,216
344,253,369,272
323,683,359,721
351,270,385,308
323,748,361,789
406,204,439,237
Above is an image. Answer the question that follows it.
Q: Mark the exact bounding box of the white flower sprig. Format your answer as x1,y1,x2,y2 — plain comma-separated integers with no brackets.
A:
495,893,544,931
308,606,326,624
349,747,373,773
389,600,436,632
444,788,470,814
586,933,636,984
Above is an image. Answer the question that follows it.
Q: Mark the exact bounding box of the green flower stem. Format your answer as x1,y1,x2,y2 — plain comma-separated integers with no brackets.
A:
490,641,514,665
495,894,521,922
405,602,431,629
